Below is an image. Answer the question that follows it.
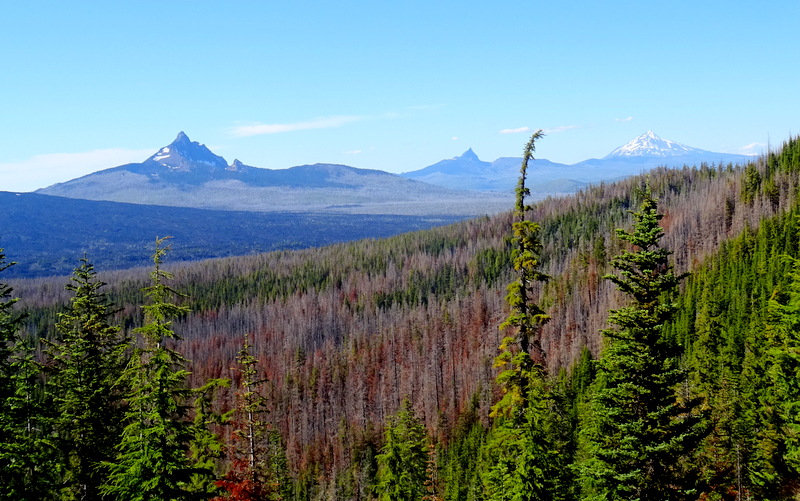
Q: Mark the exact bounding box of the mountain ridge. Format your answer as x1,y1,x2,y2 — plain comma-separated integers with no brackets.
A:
37,132,514,216
402,131,754,192
34,131,754,211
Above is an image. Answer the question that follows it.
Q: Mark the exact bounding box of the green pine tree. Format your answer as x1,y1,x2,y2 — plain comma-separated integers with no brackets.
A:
188,377,231,498
103,237,213,500
0,247,20,402
493,130,550,413
0,247,22,491
480,130,572,500
579,185,707,499
759,235,800,496
0,247,58,498
438,395,485,501
46,256,129,500
374,399,428,501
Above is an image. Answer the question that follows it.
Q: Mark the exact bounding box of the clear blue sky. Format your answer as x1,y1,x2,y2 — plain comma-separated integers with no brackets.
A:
2,1,798,192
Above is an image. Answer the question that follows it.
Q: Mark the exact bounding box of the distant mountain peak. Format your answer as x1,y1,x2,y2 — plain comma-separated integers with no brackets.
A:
458,148,480,161
227,159,248,172
145,132,227,172
174,131,190,143
605,131,697,158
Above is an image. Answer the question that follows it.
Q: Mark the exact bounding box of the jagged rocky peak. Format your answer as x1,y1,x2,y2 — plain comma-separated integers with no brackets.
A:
606,131,696,158
457,148,480,161
173,131,190,144
145,132,228,171
227,159,248,172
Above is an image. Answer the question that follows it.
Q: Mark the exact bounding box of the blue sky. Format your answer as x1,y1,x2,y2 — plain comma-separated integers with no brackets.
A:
2,1,799,192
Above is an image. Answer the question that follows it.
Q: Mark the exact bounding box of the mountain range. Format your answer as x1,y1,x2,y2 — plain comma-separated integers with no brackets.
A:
0,131,761,277
400,131,754,192
35,131,753,214
36,132,511,216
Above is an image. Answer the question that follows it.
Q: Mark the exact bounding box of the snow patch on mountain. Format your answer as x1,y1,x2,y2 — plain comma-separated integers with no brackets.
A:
143,132,228,171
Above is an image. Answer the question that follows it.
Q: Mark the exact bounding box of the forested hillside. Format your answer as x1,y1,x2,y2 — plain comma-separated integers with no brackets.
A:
4,135,800,499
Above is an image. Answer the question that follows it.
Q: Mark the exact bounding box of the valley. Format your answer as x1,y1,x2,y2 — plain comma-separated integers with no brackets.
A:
4,134,799,498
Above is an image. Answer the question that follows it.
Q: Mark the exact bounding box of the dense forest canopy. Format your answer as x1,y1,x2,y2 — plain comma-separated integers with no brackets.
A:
2,135,800,499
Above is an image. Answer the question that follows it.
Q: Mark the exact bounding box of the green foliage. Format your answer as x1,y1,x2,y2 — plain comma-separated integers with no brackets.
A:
480,132,575,500
580,185,707,499
374,400,428,501
663,204,800,498
103,237,214,500
0,247,20,383
0,248,58,499
494,129,550,415
768,258,800,468
189,377,231,498
0,248,23,480
45,257,129,500
438,396,485,501
755,224,800,496
1,336,59,499
482,374,573,501
741,163,762,203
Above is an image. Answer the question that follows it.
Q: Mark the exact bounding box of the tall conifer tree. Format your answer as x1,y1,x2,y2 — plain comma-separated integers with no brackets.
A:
493,129,550,411
374,399,428,501
481,131,571,500
758,230,800,495
46,257,128,500
103,237,213,500
0,247,57,498
0,247,22,488
580,185,706,499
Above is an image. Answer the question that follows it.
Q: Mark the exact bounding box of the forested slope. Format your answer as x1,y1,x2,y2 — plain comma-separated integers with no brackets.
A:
8,136,800,498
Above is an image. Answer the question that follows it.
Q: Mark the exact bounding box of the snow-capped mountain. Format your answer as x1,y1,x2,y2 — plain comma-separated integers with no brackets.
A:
605,130,698,158
403,131,754,193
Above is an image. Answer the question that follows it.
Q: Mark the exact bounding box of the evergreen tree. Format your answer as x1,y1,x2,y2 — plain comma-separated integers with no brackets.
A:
374,399,428,501
103,237,213,500
0,247,22,491
188,378,231,498
493,130,550,413
760,237,800,496
580,185,706,499
0,247,57,498
46,257,129,500
438,395,485,501
0,247,20,404
481,376,572,501
481,131,572,500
